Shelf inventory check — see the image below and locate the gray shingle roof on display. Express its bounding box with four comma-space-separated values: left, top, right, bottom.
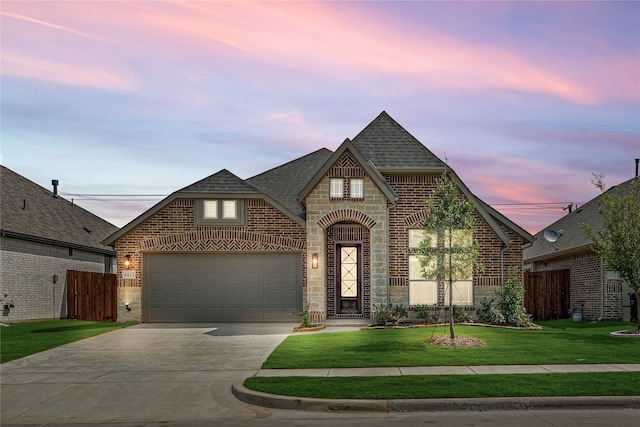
105, 111, 532, 246
179, 169, 259, 193
524, 178, 637, 262
351, 111, 446, 171
1, 165, 117, 254
247, 149, 333, 217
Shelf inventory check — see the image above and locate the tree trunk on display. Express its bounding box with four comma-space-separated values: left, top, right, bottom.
449, 276, 455, 339
448, 230, 455, 339
636, 288, 640, 331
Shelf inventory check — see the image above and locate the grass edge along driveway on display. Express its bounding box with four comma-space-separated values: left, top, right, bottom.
0, 320, 138, 363
246, 320, 640, 399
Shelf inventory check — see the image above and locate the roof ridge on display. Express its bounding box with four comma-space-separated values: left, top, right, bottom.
247, 148, 333, 181
178, 169, 258, 193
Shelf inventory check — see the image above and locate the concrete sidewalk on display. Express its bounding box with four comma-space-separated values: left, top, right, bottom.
255, 363, 640, 377
235, 363, 640, 412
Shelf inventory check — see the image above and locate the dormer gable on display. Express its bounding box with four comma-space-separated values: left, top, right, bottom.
297, 139, 398, 207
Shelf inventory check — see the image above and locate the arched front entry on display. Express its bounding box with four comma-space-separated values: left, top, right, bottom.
326, 222, 370, 318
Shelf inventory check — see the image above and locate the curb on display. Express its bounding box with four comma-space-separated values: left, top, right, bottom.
232, 381, 640, 412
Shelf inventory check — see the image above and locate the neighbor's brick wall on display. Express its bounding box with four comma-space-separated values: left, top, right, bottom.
532, 251, 626, 320
0, 236, 108, 322
386, 174, 526, 314
113, 198, 307, 321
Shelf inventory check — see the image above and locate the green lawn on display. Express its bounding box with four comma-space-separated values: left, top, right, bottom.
248, 320, 640, 399
245, 372, 640, 399
0, 320, 137, 363
262, 319, 639, 369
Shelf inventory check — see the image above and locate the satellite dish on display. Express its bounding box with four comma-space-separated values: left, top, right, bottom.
544, 229, 563, 250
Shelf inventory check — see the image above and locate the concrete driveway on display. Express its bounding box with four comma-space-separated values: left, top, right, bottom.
3, 322, 639, 427
1, 322, 305, 425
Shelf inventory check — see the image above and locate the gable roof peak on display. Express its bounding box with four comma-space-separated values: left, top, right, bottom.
351, 111, 446, 171
178, 169, 258, 193
297, 136, 398, 205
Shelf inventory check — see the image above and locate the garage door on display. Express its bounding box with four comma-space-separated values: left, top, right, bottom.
144, 253, 302, 322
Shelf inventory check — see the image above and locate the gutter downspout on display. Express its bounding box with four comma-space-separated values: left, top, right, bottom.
601, 256, 605, 321
500, 240, 512, 291
387, 203, 391, 306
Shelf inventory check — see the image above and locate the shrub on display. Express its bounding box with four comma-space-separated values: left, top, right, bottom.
373, 304, 408, 326
476, 269, 532, 327
453, 305, 471, 323
477, 297, 505, 325
415, 304, 439, 324
499, 271, 532, 327
291, 303, 312, 328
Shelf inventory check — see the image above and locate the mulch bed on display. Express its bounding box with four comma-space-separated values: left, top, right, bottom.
426, 335, 486, 348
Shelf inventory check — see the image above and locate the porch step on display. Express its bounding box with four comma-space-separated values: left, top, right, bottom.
324, 318, 371, 327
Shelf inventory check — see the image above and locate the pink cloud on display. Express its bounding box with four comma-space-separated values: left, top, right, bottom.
2, 51, 138, 91
3, 2, 635, 104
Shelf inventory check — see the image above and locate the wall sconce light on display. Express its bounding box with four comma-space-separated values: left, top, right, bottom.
126, 303, 131, 312
124, 255, 131, 269
311, 253, 319, 269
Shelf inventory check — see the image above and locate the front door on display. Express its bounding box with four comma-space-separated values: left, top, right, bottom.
336, 244, 361, 314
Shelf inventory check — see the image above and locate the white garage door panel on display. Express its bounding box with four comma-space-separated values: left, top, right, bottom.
144, 253, 301, 322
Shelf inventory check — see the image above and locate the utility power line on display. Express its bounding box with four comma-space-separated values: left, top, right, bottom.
61, 193, 582, 211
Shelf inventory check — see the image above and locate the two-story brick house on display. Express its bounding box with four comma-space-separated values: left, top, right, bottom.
104, 112, 532, 323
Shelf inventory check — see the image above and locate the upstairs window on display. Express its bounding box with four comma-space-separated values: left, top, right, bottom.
330, 178, 344, 198
197, 199, 245, 225
203, 200, 219, 219
222, 200, 237, 219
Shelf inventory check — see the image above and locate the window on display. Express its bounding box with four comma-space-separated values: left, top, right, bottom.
350, 178, 364, 198
408, 228, 474, 305
203, 200, 218, 219
197, 199, 245, 225
330, 178, 344, 198
222, 200, 237, 219
409, 255, 437, 305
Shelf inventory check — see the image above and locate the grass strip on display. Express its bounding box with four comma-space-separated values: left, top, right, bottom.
263, 320, 639, 368
245, 371, 640, 400
0, 320, 137, 363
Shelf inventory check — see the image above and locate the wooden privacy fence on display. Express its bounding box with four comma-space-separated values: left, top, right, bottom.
66, 270, 117, 322
524, 269, 571, 321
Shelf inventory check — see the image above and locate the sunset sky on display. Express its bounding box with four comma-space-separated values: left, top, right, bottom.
2, 1, 638, 233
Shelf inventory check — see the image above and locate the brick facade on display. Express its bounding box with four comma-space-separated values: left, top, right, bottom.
0, 236, 109, 322
113, 198, 306, 321
386, 174, 526, 317
113, 168, 527, 323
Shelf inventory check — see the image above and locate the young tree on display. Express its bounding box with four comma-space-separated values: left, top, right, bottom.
418, 171, 482, 339
581, 175, 640, 331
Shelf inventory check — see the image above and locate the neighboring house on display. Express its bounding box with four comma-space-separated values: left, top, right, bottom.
0, 166, 118, 322
523, 178, 637, 322
104, 112, 533, 323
